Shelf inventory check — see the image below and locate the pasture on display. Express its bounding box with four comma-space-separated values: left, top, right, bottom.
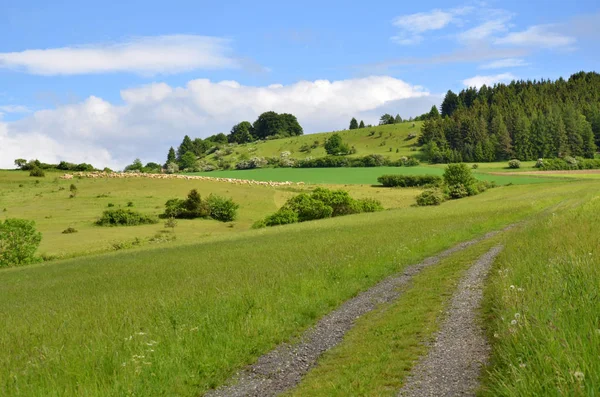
1, 166, 599, 396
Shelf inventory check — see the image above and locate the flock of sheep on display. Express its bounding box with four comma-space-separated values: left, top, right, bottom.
60, 171, 304, 187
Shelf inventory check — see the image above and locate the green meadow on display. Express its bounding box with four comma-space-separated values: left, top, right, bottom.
1, 165, 599, 396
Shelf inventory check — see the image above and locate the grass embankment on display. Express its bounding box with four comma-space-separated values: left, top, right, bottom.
192, 166, 560, 186
0, 171, 415, 259
287, 235, 504, 396
0, 181, 580, 396
482, 190, 600, 395
215, 122, 423, 163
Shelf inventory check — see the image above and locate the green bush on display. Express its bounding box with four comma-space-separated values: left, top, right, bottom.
29, 167, 45, 177
356, 198, 384, 212
163, 190, 238, 222
264, 208, 299, 226
283, 194, 333, 222
310, 188, 359, 216
377, 174, 442, 187
443, 163, 476, 186
508, 159, 521, 169
62, 227, 78, 234
416, 190, 445, 206
95, 209, 158, 226
0, 219, 42, 267
449, 183, 469, 199
206, 194, 239, 222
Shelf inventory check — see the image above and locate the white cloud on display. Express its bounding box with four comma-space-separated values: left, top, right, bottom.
496, 25, 575, 48
0, 76, 436, 169
479, 58, 529, 69
391, 7, 473, 45
0, 105, 31, 113
0, 35, 238, 76
462, 73, 517, 88
393, 9, 455, 33
458, 14, 512, 43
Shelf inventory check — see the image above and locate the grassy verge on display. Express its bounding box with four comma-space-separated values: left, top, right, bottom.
0, 182, 576, 396
482, 192, 600, 396
286, 235, 503, 396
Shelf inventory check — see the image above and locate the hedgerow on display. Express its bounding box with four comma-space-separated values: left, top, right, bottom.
377, 174, 442, 187
95, 209, 159, 227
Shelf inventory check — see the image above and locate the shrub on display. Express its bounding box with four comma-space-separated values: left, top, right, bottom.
356, 198, 384, 212
166, 162, 179, 174
235, 156, 267, 170
535, 158, 544, 168
377, 174, 442, 187
283, 194, 333, 222
443, 163, 476, 187
310, 188, 359, 216
95, 209, 158, 226
205, 194, 239, 222
324, 133, 350, 155
29, 167, 45, 177
107, 203, 114, 207
163, 190, 238, 222
472, 164, 479, 169
448, 183, 469, 199
264, 208, 299, 226
508, 159, 521, 169
62, 227, 78, 234
416, 190, 445, 206
403, 157, 420, 167
0, 219, 42, 267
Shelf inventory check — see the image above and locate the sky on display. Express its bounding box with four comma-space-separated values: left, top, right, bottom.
0, 0, 598, 169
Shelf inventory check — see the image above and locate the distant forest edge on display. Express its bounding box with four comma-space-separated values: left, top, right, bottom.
420, 71, 600, 163
9, 72, 600, 173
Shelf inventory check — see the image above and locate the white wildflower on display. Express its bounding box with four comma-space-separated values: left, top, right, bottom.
511, 320, 517, 325
514, 313, 521, 319
509, 285, 515, 290
573, 371, 585, 381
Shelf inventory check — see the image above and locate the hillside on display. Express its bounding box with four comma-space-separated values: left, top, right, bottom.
206, 122, 424, 167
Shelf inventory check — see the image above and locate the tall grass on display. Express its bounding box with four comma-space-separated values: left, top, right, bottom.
0, 183, 575, 396
482, 193, 600, 395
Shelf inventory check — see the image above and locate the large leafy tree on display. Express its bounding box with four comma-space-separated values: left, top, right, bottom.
229, 121, 254, 144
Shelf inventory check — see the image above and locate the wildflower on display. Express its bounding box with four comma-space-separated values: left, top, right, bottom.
493, 333, 500, 338
573, 371, 585, 382
517, 287, 524, 292
121, 362, 127, 367
511, 320, 517, 325
136, 332, 146, 336
510, 285, 515, 290
519, 363, 526, 368
514, 313, 521, 319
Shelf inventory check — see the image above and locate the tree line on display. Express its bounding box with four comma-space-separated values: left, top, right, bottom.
418, 71, 600, 163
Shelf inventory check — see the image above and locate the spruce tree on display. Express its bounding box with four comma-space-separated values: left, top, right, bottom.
177, 135, 195, 160
359, 120, 365, 129
349, 118, 359, 130
166, 147, 176, 167
395, 114, 403, 123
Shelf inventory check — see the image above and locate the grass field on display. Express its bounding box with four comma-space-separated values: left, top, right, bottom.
482, 191, 600, 395
193, 166, 563, 185
2, 178, 592, 396
0, 171, 417, 259
214, 122, 425, 163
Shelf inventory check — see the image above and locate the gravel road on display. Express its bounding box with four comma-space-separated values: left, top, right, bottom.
398, 245, 504, 397
205, 230, 509, 397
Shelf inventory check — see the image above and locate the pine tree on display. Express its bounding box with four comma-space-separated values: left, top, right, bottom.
441, 90, 460, 117
512, 112, 532, 160
359, 120, 365, 129
394, 114, 403, 123
166, 147, 176, 167
490, 114, 512, 160
349, 118, 359, 130
177, 135, 195, 160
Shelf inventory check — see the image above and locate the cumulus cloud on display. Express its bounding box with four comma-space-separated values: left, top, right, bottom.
0, 35, 238, 76
462, 73, 517, 88
495, 25, 575, 48
479, 58, 529, 69
0, 76, 437, 169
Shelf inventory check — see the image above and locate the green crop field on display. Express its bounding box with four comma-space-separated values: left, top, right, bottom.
192, 165, 564, 185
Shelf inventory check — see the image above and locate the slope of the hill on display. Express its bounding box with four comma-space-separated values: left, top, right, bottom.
217, 122, 424, 163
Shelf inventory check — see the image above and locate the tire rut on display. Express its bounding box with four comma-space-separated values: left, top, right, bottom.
398, 245, 503, 397
205, 227, 512, 397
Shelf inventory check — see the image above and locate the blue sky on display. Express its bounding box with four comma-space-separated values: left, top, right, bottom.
0, 0, 599, 167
